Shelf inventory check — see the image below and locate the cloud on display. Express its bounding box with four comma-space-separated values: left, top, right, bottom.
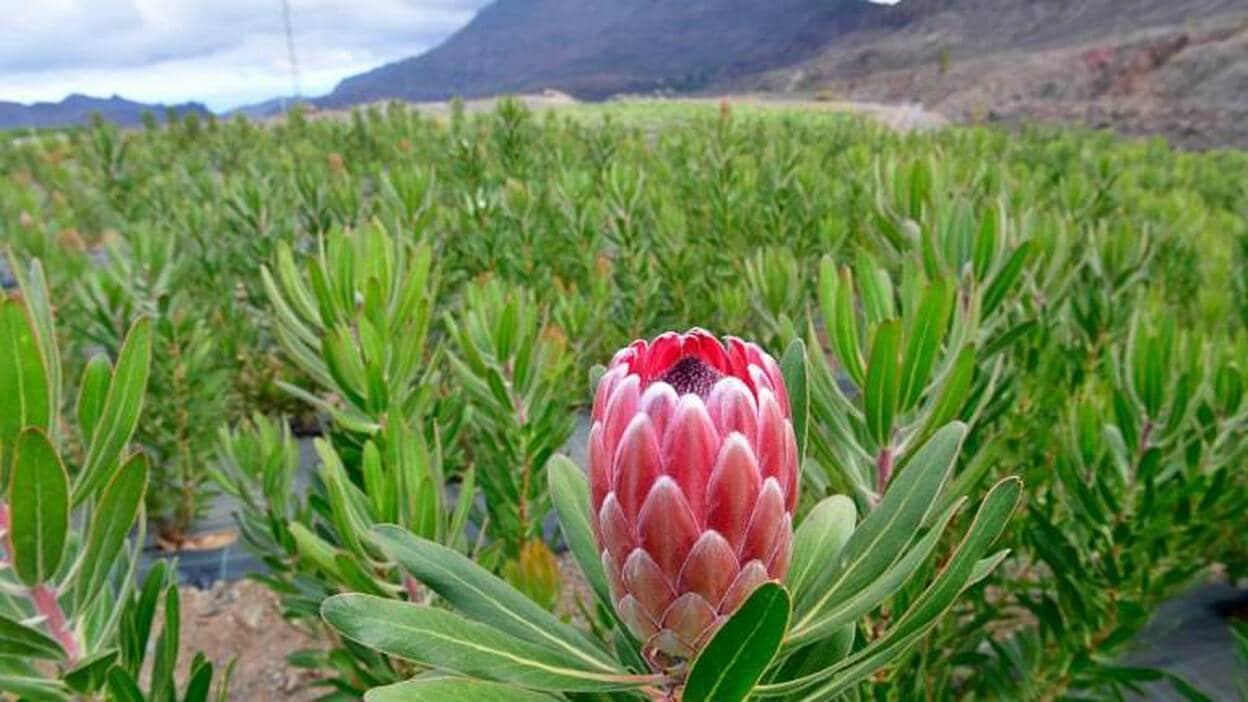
0, 0, 490, 110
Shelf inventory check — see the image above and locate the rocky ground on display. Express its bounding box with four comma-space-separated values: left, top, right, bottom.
175, 581, 325, 701
176, 556, 595, 700
733, 3, 1248, 149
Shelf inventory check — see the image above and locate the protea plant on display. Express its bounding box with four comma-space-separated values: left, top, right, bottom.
590, 329, 798, 664
320, 330, 1019, 702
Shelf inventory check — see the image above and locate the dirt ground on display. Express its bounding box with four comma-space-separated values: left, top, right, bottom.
178, 556, 595, 700
176, 580, 326, 701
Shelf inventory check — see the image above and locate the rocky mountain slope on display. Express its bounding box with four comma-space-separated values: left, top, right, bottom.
322, 0, 1248, 148
320, 0, 881, 106
734, 0, 1248, 148
0, 94, 211, 131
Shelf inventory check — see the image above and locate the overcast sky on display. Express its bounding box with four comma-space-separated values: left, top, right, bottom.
0, 0, 491, 111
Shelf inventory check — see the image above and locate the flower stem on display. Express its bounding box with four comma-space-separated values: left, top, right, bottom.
1, 501, 80, 665
30, 584, 79, 665
876, 446, 894, 497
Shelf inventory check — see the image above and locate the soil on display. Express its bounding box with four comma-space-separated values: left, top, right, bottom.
177, 556, 596, 700
175, 580, 325, 701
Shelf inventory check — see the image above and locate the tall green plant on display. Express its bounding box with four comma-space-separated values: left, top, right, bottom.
0, 255, 227, 700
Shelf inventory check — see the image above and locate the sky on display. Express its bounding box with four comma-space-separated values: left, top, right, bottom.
0, 0, 491, 112
1, 0, 902, 113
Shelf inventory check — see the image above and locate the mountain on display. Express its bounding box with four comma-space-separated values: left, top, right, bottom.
320, 0, 1248, 148
732, 0, 1248, 148
0, 94, 211, 131
320, 0, 883, 106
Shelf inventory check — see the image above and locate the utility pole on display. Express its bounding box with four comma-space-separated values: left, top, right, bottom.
280, 0, 302, 112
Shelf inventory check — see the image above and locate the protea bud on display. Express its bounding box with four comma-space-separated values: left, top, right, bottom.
589, 329, 798, 664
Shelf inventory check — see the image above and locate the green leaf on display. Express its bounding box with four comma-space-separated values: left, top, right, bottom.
0, 299, 51, 483
918, 345, 975, 441
856, 253, 895, 327
184, 655, 214, 702
75, 355, 112, 451
0, 675, 71, 702
287, 521, 345, 581
819, 260, 865, 387
0, 612, 66, 660
864, 320, 901, 447
149, 585, 180, 702
106, 668, 145, 702
371, 525, 616, 671
787, 497, 966, 647
548, 456, 612, 611
792, 423, 966, 633
74, 454, 148, 613
780, 338, 810, 462
761, 477, 1021, 700
898, 277, 953, 411
8, 428, 69, 586
322, 595, 653, 692
787, 495, 856, 605
366, 676, 559, 702
981, 242, 1030, 317
63, 649, 118, 695
74, 318, 152, 506
684, 583, 791, 702
9, 258, 60, 439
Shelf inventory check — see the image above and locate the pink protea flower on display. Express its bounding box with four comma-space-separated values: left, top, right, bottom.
589, 329, 798, 663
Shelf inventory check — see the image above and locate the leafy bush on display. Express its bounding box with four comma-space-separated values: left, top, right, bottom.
0, 256, 226, 700
2, 101, 1246, 699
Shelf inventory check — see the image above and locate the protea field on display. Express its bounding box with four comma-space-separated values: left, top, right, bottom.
1, 100, 1246, 701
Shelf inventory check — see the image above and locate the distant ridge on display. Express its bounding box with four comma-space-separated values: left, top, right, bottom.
318, 0, 882, 107
0, 94, 211, 130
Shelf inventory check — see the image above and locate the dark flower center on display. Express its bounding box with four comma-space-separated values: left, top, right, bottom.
660, 356, 723, 398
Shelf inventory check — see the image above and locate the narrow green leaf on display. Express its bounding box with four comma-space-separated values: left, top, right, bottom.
74, 318, 152, 506
856, 253, 895, 327
548, 456, 612, 611
76, 355, 111, 448
918, 345, 975, 441
981, 242, 1030, 317
287, 521, 345, 581
825, 263, 866, 387
780, 338, 810, 461
898, 277, 953, 411
366, 676, 558, 702
9, 428, 69, 586
106, 668, 145, 702
787, 498, 966, 647
0, 675, 71, 702
0, 612, 66, 660
0, 299, 51, 482
150, 585, 180, 702
184, 656, 214, 702
74, 454, 148, 613
864, 321, 901, 446
63, 649, 118, 695
372, 525, 616, 671
787, 495, 856, 606
684, 583, 791, 702
793, 423, 966, 633
761, 476, 1021, 699
322, 595, 652, 692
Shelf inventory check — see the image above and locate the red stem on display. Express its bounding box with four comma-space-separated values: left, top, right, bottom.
876, 446, 894, 497
31, 585, 79, 665
1, 502, 80, 665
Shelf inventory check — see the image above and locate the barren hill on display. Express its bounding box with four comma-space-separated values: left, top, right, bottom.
321, 0, 1248, 148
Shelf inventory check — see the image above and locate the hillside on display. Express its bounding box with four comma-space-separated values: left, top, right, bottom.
733, 0, 1248, 148
320, 0, 880, 106
0, 94, 211, 131
322, 0, 1248, 148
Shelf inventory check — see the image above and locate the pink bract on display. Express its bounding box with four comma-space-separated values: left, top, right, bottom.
589, 329, 798, 662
